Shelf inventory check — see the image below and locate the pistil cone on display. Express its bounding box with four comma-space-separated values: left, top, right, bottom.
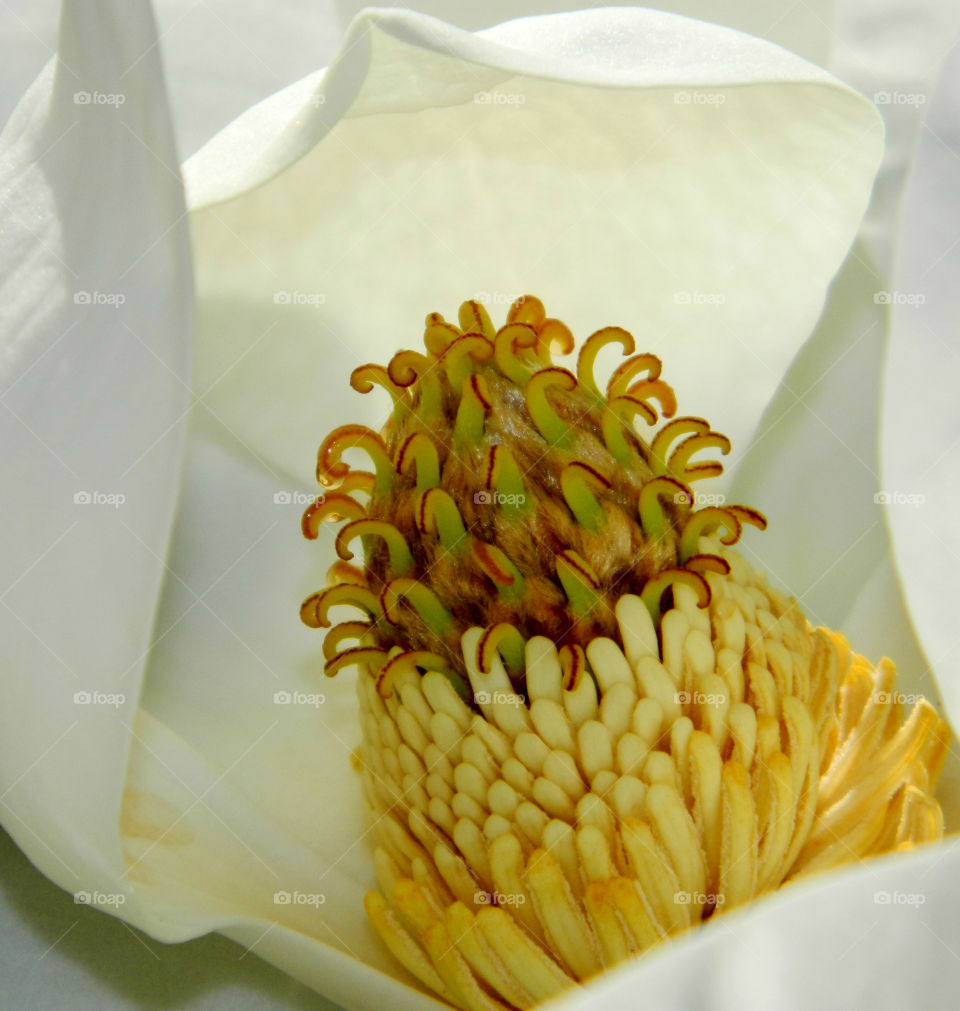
300, 297, 949, 1010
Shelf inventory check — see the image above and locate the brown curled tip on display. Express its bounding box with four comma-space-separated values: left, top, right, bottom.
473, 541, 517, 588
557, 548, 600, 589
301, 492, 366, 539
729, 504, 768, 531
684, 553, 731, 576
468, 372, 493, 410
325, 646, 387, 678
506, 294, 546, 328
565, 460, 612, 491
325, 560, 368, 587
607, 352, 663, 397
316, 424, 390, 487
322, 620, 373, 661
558, 643, 587, 691
386, 350, 431, 388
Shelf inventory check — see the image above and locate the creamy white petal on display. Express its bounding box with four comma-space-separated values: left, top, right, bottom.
729, 246, 891, 631
0, 0, 190, 899
332, 1, 834, 65
182, 7, 882, 484
0, 0, 59, 127
550, 839, 960, 1009
151, 0, 343, 159
880, 29, 960, 735
830, 0, 960, 273
125, 414, 444, 1007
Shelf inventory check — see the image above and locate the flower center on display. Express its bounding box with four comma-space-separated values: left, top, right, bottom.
300, 295, 766, 697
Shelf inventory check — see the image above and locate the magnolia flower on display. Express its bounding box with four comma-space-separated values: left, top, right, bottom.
1, 3, 958, 1010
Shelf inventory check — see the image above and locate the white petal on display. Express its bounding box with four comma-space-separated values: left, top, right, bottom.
552, 839, 960, 1009
0, 0, 190, 899
880, 28, 960, 734
0, 0, 59, 127
729, 246, 891, 631
151, 0, 344, 158
829, 0, 960, 272
182, 7, 882, 483
125, 416, 443, 1007
331, 1, 834, 65
843, 543, 960, 830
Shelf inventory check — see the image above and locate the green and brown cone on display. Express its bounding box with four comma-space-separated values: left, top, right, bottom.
300, 296, 948, 1010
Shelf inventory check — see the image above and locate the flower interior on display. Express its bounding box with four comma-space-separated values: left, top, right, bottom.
300, 296, 948, 1011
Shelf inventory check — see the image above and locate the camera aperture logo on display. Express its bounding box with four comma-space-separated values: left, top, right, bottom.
74, 690, 125, 708
274, 690, 326, 708
274, 890, 325, 906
